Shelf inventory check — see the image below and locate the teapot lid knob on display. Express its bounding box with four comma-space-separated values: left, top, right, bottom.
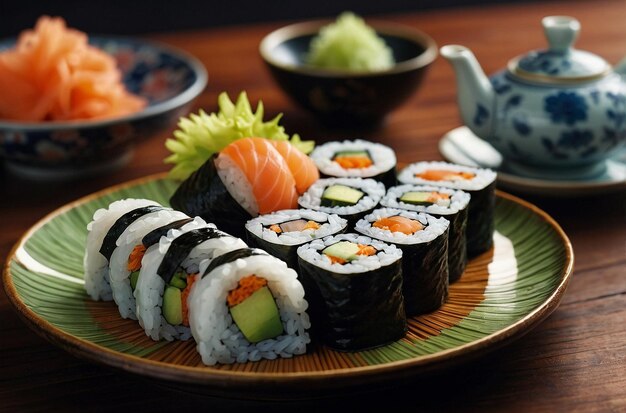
543, 16, 580, 53
509, 15, 609, 83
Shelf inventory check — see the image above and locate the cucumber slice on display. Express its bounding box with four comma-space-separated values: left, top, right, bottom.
163, 286, 183, 325
169, 272, 187, 289
321, 184, 364, 207
129, 271, 140, 291
229, 286, 283, 343
322, 241, 360, 262
399, 191, 432, 205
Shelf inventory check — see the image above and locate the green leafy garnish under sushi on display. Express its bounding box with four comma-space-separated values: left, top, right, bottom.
306, 12, 395, 71
165, 91, 314, 180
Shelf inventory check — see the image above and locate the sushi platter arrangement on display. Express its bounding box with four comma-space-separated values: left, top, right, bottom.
82, 123, 503, 362
1, 13, 575, 397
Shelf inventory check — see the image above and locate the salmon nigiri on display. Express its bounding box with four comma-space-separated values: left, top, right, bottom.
218, 137, 299, 214
269, 140, 319, 194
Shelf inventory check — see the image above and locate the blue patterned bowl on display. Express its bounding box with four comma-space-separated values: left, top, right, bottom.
0, 36, 207, 178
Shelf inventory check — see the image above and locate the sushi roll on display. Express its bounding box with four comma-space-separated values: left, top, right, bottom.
297, 177, 386, 227
355, 208, 449, 316
109, 210, 191, 319
381, 184, 470, 282
134, 219, 247, 341
245, 209, 348, 270
297, 233, 406, 351
189, 248, 311, 365
170, 137, 318, 238
397, 161, 496, 257
310, 139, 397, 187
84, 198, 164, 301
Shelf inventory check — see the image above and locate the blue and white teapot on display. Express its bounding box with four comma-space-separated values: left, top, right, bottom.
441, 16, 626, 178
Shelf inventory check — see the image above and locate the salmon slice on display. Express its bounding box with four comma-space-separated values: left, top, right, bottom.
373, 216, 424, 235
219, 137, 298, 214
269, 140, 319, 194
416, 169, 475, 181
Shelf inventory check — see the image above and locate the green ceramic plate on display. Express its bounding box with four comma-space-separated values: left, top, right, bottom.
3, 174, 573, 399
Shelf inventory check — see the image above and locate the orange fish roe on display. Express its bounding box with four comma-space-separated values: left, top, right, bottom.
127, 244, 146, 271
269, 224, 282, 233
356, 244, 377, 256
181, 273, 198, 327
334, 155, 373, 169
373, 216, 424, 235
327, 255, 347, 265
417, 169, 475, 181
227, 275, 268, 308
303, 221, 321, 230
427, 192, 451, 203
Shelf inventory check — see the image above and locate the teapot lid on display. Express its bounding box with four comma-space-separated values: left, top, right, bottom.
508, 16, 610, 84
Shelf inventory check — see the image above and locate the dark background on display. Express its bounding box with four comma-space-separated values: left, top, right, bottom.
1, 0, 531, 36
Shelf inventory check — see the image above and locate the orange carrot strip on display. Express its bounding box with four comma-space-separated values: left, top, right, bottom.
181, 274, 198, 327
127, 244, 146, 271
227, 275, 268, 307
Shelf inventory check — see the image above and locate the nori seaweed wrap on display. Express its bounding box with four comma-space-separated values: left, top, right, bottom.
170, 156, 252, 238
397, 161, 496, 257
355, 208, 450, 316
297, 233, 406, 351
381, 184, 470, 283
245, 209, 348, 269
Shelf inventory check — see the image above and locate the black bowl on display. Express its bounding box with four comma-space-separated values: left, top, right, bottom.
260, 20, 437, 127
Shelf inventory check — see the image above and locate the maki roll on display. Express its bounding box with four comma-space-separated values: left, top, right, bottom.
170, 137, 318, 238
245, 209, 348, 269
298, 177, 386, 227
189, 248, 311, 365
134, 219, 247, 341
397, 161, 496, 257
109, 209, 191, 319
297, 233, 406, 351
84, 198, 163, 301
310, 139, 397, 187
381, 184, 470, 282
355, 208, 449, 315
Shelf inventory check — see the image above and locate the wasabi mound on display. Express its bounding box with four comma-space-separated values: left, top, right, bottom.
306, 12, 395, 71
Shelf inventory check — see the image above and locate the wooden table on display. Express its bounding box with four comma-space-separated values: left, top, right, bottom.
1, 1, 625, 411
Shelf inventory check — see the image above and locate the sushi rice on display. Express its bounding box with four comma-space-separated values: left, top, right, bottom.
108, 209, 189, 320
84, 198, 160, 301
189, 249, 311, 365
134, 217, 247, 341
310, 139, 396, 179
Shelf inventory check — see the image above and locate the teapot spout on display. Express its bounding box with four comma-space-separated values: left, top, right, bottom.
615, 56, 626, 76
440, 45, 495, 140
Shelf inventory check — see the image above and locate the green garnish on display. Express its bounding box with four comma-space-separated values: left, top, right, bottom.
306, 12, 395, 71
165, 91, 314, 180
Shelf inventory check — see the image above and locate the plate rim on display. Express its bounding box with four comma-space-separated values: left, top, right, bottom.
2, 173, 574, 391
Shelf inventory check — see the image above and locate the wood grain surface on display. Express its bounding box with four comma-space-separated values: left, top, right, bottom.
1, 0, 625, 411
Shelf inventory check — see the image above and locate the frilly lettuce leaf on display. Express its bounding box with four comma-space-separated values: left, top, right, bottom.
165, 91, 314, 180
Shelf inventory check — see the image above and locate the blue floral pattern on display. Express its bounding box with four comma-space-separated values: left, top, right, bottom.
557, 130, 594, 150
473, 103, 489, 127
544, 92, 588, 125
